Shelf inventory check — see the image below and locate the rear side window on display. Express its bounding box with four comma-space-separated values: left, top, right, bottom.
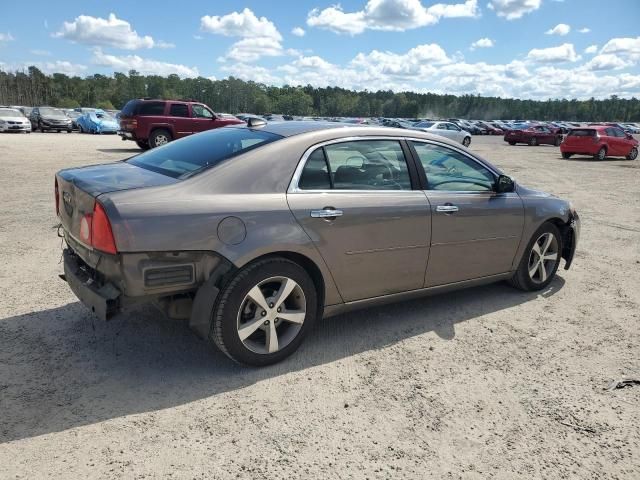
138, 102, 165, 116
568, 129, 596, 137
128, 128, 282, 178
169, 103, 189, 117
299, 149, 331, 190
298, 141, 412, 191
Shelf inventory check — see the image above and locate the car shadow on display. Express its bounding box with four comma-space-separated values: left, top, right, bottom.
96, 148, 142, 154
560, 155, 624, 162
0, 277, 564, 443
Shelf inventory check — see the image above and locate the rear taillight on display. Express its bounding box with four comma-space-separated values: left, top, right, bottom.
79, 202, 118, 254
92, 202, 117, 254
54, 178, 60, 216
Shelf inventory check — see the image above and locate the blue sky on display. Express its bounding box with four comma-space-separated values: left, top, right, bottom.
1, 0, 639, 99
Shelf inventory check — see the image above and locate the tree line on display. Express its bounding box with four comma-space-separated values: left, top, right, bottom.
1, 66, 639, 121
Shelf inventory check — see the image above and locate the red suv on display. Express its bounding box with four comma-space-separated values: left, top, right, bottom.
119, 99, 244, 149
561, 126, 638, 160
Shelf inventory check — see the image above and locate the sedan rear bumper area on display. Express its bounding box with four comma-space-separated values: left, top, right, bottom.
63, 248, 121, 321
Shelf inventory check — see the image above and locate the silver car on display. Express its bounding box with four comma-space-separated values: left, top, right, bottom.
56, 122, 579, 366
0, 108, 32, 133
413, 121, 471, 147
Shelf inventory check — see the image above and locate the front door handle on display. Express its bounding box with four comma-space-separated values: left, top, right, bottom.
436, 205, 459, 213
310, 208, 343, 218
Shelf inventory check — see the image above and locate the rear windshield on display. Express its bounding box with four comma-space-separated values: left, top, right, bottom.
415, 121, 435, 128
568, 129, 596, 137
128, 127, 283, 179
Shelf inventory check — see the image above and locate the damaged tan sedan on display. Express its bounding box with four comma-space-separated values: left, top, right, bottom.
56, 121, 580, 366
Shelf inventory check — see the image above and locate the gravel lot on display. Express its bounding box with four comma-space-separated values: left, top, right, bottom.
0, 131, 639, 479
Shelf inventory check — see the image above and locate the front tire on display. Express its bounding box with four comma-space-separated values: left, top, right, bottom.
149, 129, 172, 148
627, 147, 638, 160
554, 136, 562, 147
562, 152, 572, 159
508, 141, 516, 146
462, 137, 471, 147
211, 258, 318, 366
509, 222, 562, 292
529, 137, 538, 146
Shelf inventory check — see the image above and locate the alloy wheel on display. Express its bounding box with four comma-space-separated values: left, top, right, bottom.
597, 148, 606, 160
154, 134, 169, 146
628, 148, 638, 160
236, 276, 306, 354
527, 232, 559, 284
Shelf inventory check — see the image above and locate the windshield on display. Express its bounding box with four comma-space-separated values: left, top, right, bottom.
128, 127, 283, 179
415, 121, 435, 128
0, 109, 23, 117
39, 107, 65, 117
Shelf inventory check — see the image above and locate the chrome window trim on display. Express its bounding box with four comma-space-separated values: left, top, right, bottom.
287, 135, 504, 194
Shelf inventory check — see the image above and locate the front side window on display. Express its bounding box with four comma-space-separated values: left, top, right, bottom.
298, 140, 412, 191
192, 105, 214, 119
411, 141, 495, 192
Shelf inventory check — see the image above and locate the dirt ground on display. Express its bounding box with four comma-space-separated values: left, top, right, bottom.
0, 131, 638, 479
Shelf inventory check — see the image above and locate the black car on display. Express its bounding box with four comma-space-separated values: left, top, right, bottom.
30, 107, 73, 133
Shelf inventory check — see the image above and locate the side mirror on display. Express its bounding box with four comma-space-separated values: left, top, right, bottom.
495, 175, 515, 193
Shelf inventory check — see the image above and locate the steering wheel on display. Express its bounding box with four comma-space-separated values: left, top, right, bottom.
429, 179, 492, 190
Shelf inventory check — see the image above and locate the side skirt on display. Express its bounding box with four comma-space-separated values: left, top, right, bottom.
323, 272, 513, 318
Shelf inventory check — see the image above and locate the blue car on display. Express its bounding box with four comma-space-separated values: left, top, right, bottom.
77, 109, 119, 134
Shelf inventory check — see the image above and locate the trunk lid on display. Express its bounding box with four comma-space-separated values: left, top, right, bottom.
56, 161, 178, 241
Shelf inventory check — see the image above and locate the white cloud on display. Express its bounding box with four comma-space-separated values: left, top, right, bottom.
584, 54, 630, 71
0, 32, 15, 44
1, 60, 87, 76
307, 0, 479, 35
201, 8, 281, 40
487, 0, 541, 20
201, 9, 289, 62
91, 48, 198, 77
53, 14, 172, 50
584, 45, 598, 55
545, 23, 570, 36
470, 37, 494, 50
292, 27, 306, 37
578, 27, 590, 33
600, 36, 640, 58
526, 43, 580, 63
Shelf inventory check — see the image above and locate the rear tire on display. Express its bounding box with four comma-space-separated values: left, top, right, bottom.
509, 222, 562, 292
149, 129, 172, 148
136, 140, 150, 150
627, 147, 638, 160
508, 141, 516, 146
595, 147, 606, 160
562, 152, 572, 159
529, 137, 538, 146
554, 136, 562, 147
462, 137, 471, 147
210, 258, 318, 366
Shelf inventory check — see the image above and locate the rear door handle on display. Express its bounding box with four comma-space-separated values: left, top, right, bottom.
310, 208, 343, 218
436, 205, 459, 213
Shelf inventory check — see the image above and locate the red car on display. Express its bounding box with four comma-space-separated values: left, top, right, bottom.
504, 124, 563, 146
561, 126, 638, 160
119, 99, 244, 149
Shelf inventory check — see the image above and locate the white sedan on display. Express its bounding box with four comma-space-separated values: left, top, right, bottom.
0, 108, 32, 133
413, 121, 471, 147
